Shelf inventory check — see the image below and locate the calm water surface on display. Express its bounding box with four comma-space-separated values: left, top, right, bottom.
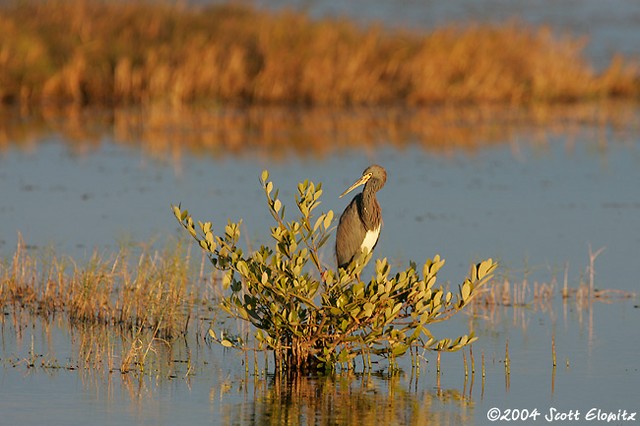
2, 122, 639, 292
1, 109, 639, 425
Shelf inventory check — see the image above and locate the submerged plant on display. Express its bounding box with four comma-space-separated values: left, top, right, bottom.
173, 170, 496, 372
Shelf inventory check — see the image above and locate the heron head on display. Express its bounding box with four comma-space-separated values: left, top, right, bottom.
339, 164, 386, 198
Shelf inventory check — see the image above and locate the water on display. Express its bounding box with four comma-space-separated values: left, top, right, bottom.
1, 287, 638, 424
3, 117, 639, 292
2, 0, 640, 424
2, 106, 639, 425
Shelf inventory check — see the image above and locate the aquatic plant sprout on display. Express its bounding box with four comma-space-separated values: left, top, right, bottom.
173, 170, 496, 372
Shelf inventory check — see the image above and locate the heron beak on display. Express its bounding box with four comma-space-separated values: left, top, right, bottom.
339, 173, 371, 198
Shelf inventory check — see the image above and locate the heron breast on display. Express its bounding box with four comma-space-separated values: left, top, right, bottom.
360, 225, 381, 254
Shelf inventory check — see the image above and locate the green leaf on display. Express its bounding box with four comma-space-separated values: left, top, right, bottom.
337, 348, 349, 363
391, 344, 409, 356
392, 302, 402, 317
172, 205, 181, 220
222, 272, 232, 289
350, 306, 361, 318
363, 302, 375, 317
202, 221, 212, 234
237, 260, 249, 276
425, 275, 436, 289
261, 170, 269, 182
313, 215, 324, 232
478, 258, 494, 279
205, 231, 215, 246
324, 210, 334, 229
274, 199, 282, 213
461, 281, 471, 301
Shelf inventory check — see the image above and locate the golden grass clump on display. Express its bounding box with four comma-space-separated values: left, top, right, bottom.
0, 235, 202, 338
0, 0, 638, 107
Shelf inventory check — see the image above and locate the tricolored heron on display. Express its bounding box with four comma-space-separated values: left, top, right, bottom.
336, 164, 387, 270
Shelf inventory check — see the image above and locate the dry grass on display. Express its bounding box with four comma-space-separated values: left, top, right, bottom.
471, 252, 635, 318
0, 0, 638, 107
0, 235, 206, 339
474, 277, 557, 309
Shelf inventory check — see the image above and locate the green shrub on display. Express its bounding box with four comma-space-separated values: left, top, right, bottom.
173, 170, 496, 372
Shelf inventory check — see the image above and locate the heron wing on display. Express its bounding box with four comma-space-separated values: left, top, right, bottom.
336, 194, 367, 268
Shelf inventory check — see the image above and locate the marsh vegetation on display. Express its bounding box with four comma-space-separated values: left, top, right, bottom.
1, 232, 631, 377
1, 0, 638, 108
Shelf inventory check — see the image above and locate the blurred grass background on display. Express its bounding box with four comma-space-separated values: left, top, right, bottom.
1, 0, 638, 107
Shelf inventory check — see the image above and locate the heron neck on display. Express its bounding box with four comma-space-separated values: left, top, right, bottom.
363, 180, 383, 200
360, 186, 381, 229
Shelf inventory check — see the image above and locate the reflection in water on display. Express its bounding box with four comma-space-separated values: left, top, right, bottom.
1, 309, 475, 424
220, 372, 473, 425
1, 103, 638, 167
1, 283, 637, 424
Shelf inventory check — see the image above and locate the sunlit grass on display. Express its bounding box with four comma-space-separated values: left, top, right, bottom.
0, 235, 206, 339
468, 247, 636, 332
0, 0, 638, 107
